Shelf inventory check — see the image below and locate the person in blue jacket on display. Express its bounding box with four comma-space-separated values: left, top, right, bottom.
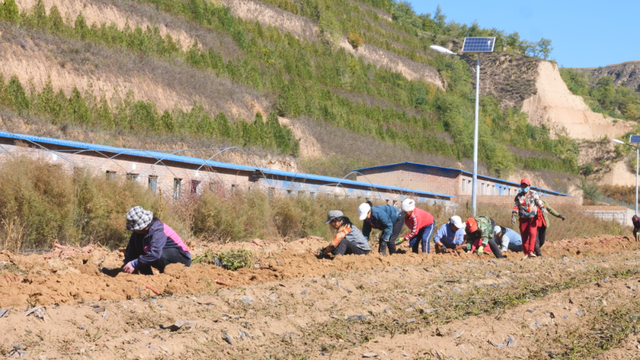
493, 225, 523, 253
358, 201, 405, 256
122, 206, 192, 275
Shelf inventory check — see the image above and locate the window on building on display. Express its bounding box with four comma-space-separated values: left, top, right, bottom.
126, 173, 139, 181
480, 183, 484, 195
173, 178, 182, 199
191, 180, 201, 195
310, 192, 316, 198
462, 179, 466, 192
231, 184, 237, 193
287, 190, 293, 197
492, 185, 496, 195
148, 176, 158, 191
106, 170, 117, 180
298, 190, 305, 197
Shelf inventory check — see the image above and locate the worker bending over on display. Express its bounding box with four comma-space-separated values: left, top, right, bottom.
123, 206, 191, 275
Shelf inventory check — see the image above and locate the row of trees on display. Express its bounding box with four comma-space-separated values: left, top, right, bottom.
0, 74, 299, 155
560, 68, 640, 121
391, 2, 554, 59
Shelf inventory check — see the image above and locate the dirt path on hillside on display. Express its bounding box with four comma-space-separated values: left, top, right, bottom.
1, 235, 640, 358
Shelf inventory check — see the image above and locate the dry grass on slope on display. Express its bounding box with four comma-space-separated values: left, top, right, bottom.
0, 22, 271, 120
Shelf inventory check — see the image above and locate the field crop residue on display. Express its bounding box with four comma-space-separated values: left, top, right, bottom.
1, 235, 640, 358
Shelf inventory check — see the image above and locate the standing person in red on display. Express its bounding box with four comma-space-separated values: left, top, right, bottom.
396, 199, 436, 254
512, 178, 546, 260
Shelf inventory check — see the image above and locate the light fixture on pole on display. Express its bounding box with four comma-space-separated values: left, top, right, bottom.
430, 37, 495, 217
612, 137, 639, 215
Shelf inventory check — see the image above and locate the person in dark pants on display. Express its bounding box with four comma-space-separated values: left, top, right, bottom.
534, 198, 565, 256
632, 215, 640, 242
319, 210, 370, 257
396, 199, 436, 254
358, 201, 405, 256
122, 206, 191, 275
494, 225, 523, 253
464, 216, 505, 259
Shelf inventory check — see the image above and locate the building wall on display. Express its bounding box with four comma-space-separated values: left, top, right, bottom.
0, 142, 450, 207
459, 175, 519, 197
358, 168, 564, 204
455, 194, 582, 209
581, 206, 635, 227
357, 167, 460, 196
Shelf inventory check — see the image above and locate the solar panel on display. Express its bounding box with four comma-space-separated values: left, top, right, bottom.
630, 135, 640, 144
461, 37, 496, 53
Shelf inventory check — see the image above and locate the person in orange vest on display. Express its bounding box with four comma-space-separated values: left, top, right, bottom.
512, 178, 546, 260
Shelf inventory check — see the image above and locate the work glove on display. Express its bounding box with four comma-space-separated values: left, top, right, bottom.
511, 213, 517, 225
395, 238, 405, 246
465, 243, 471, 252
477, 247, 484, 255
559, 215, 566, 221
314, 247, 327, 258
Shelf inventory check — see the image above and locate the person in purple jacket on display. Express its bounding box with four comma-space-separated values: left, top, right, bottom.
122, 206, 191, 275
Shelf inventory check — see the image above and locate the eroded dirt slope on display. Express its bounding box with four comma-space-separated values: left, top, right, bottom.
522, 61, 634, 140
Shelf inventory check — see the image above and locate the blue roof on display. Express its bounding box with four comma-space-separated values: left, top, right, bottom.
354, 162, 570, 197
0, 132, 453, 199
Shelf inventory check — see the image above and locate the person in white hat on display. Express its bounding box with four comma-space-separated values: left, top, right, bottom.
396, 199, 435, 254
122, 206, 191, 275
493, 225, 523, 253
358, 201, 405, 256
433, 215, 466, 254
316, 210, 370, 257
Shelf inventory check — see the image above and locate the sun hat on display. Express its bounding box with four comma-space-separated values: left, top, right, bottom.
520, 178, 531, 186
465, 218, 478, 233
325, 210, 344, 224
126, 206, 154, 231
358, 203, 371, 221
493, 225, 502, 235
449, 216, 464, 229
401, 198, 416, 212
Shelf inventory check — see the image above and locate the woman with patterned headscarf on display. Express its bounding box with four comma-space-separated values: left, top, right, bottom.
122, 206, 191, 275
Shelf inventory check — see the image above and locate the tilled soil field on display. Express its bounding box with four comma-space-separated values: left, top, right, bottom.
1, 235, 640, 359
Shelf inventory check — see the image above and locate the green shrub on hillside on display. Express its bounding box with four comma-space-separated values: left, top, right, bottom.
560, 68, 640, 121
0, 74, 299, 156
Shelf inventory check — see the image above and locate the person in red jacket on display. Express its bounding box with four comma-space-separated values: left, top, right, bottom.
396, 199, 436, 254
512, 178, 545, 260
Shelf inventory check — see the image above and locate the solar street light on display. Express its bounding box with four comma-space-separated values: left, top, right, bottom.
430, 38, 495, 217
612, 137, 639, 214
429, 45, 456, 55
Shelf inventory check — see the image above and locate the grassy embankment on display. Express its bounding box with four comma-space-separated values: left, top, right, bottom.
0, 157, 626, 251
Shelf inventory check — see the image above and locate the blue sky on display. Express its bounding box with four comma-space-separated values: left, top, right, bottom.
406, 1, 639, 68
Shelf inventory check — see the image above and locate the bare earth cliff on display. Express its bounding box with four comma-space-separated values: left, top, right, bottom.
522, 61, 634, 140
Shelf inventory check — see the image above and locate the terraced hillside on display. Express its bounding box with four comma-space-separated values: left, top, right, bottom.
0, 0, 581, 183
